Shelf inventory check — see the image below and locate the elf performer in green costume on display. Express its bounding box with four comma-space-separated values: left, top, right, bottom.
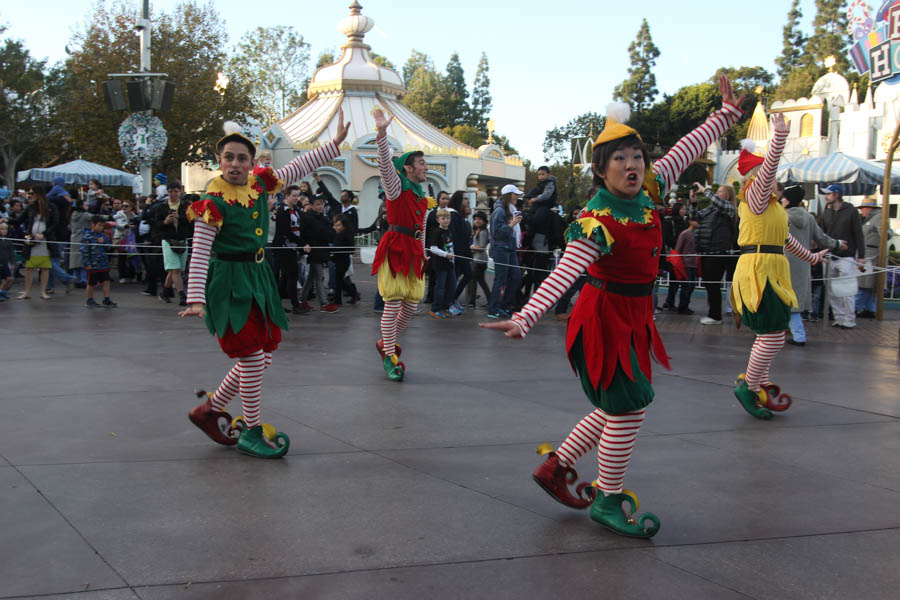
482, 77, 743, 537
370, 107, 436, 381
180, 115, 350, 458
729, 114, 828, 419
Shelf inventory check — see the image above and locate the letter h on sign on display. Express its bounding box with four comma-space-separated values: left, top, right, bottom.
871, 41, 893, 82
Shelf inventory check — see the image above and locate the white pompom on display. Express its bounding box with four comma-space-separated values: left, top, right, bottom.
740, 139, 756, 153
223, 120, 242, 135
606, 102, 632, 124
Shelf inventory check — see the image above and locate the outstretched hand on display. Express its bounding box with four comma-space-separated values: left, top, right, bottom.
179, 303, 205, 319
373, 107, 393, 137
333, 107, 351, 145
479, 319, 524, 339
771, 112, 789, 134
813, 249, 829, 265
718, 75, 745, 108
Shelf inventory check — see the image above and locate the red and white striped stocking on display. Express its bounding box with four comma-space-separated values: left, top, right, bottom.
744, 332, 785, 391
556, 409, 608, 467
239, 350, 266, 428
596, 410, 645, 495
396, 301, 417, 334
210, 364, 240, 411
380, 299, 402, 356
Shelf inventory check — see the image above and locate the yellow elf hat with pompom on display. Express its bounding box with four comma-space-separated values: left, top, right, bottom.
592, 102, 642, 149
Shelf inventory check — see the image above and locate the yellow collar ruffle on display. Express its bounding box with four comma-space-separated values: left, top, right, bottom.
206, 175, 261, 208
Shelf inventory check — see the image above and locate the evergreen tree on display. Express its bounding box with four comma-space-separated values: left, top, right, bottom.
402, 63, 453, 129
613, 19, 660, 113
370, 52, 396, 71
402, 50, 433, 87
776, 0, 807, 78
804, 0, 850, 73
443, 52, 470, 127
470, 52, 492, 136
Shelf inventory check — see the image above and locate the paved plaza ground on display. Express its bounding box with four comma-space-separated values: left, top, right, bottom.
2, 277, 899, 599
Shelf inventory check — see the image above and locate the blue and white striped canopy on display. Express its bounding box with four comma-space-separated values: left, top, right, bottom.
776, 153, 900, 195
17, 159, 138, 187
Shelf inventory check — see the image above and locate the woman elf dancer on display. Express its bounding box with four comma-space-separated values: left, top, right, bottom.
181, 114, 350, 457
370, 107, 435, 381
729, 113, 828, 419
482, 76, 744, 538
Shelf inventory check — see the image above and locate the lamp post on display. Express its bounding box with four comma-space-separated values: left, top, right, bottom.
877, 103, 900, 320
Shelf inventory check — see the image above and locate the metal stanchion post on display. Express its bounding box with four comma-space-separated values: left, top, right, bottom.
821, 259, 830, 333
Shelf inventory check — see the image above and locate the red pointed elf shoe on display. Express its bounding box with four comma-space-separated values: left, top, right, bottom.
188, 391, 239, 445
761, 382, 792, 412
375, 338, 402, 358
531, 443, 596, 509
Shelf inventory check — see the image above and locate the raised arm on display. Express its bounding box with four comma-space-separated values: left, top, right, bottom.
746, 112, 789, 215
274, 108, 350, 185
373, 107, 402, 200
654, 75, 744, 190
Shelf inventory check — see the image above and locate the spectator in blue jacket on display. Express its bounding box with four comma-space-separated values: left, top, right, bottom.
81, 215, 116, 307
488, 185, 524, 318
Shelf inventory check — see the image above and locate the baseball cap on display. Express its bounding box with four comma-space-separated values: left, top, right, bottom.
501, 184, 524, 196
822, 184, 842, 195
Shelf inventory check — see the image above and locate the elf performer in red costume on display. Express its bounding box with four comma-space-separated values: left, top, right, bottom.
729, 113, 828, 419
482, 77, 743, 538
370, 107, 435, 381
180, 113, 350, 458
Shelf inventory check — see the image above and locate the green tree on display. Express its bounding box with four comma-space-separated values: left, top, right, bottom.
55, 0, 251, 176
297, 49, 337, 105
442, 124, 484, 148
774, 65, 823, 101
443, 52, 469, 126
613, 19, 660, 113
402, 62, 453, 129
226, 25, 310, 123
542, 112, 605, 164
402, 50, 432, 87
0, 32, 54, 187
804, 0, 850, 73
470, 52, 492, 135
370, 52, 396, 71
776, 0, 807, 78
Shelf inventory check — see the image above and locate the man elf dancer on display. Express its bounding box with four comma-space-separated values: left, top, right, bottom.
370, 107, 435, 381
181, 113, 350, 457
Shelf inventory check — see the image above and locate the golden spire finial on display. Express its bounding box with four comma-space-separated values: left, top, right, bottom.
825, 55, 837, 71
486, 118, 495, 144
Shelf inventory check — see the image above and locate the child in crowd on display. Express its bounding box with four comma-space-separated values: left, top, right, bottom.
330, 213, 359, 312
671, 218, 699, 314
81, 215, 117, 307
465, 211, 492, 307
298, 196, 338, 313
0, 222, 13, 301
427, 208, 455, 318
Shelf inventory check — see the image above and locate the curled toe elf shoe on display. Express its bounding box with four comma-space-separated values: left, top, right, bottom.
188, 391, 238, 446
760, 383, 792, 412
232, 418, 290, 458
375, 338, 402, 359
589, 489, 661, 538
733, 375, 774, 420
532, 444, 596, 509
382, 354, 404, 382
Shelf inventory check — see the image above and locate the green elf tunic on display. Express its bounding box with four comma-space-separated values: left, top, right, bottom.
187, 167, 288, 356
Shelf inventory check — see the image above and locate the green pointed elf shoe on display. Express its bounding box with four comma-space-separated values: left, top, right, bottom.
382, 354, 404, 382
589, 488, 661, 538
232, 418, 290, 458
733, 374, 774, 420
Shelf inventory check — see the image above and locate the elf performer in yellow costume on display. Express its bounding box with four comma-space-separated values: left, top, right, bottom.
730, 113, 827, 419
370, 107, 435, 381
483, 77, 743, 538
180, 114, 350, 457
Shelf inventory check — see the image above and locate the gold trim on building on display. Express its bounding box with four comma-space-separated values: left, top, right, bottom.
769, 103, 824, 113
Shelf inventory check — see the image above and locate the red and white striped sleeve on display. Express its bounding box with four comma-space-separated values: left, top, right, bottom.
653, 101, 742, 190
746, 128, 788, 215
274, 141, 341, 186
785, 233, 821, 264
186, 220, 217, 305
511, 238, 601, 336
376, 135, 402, 200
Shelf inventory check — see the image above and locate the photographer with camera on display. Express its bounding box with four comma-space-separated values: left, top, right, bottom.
154, 180, 191, 306
692, 181, 739, 324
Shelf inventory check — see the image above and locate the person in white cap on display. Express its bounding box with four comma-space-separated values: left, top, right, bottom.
486, 184, 524, 317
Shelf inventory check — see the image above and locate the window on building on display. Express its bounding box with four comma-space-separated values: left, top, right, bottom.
800, 114, 814, 138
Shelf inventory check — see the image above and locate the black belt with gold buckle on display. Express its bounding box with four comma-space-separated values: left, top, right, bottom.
390, 224, 422, 240
586, 276, 654, 297
216, 248, 265, 264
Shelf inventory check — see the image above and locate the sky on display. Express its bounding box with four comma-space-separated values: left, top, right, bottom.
1, 0, 824, 164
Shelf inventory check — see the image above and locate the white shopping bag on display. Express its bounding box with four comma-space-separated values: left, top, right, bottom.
828, 257, 858, 298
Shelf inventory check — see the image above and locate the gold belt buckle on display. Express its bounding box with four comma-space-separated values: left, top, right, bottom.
255, 248, 265, 263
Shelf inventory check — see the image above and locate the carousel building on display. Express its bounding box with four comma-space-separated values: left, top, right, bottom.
257, 1, 525, 229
